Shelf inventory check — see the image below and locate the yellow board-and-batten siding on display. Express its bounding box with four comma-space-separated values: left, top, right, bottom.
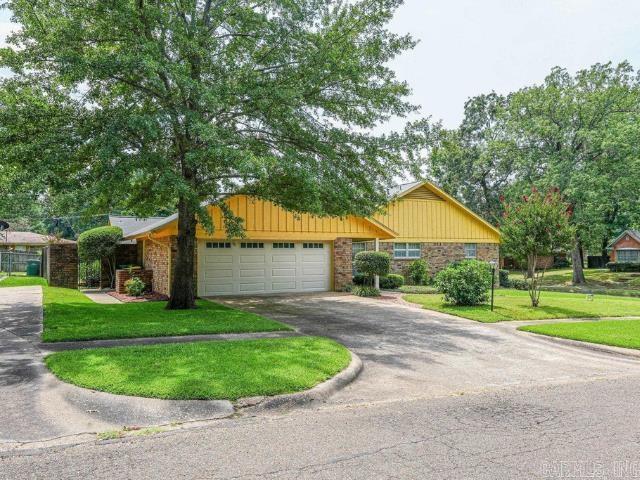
147, 195, 394, 241
374, 184, 500, 244
131, 183, 499, 244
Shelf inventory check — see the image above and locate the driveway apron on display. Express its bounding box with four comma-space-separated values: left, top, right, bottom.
217, 293, 640, 406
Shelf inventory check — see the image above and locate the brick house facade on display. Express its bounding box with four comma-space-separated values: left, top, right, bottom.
122, 182, 501, 296
354, 241, 500, 281
608, 230, 640, 263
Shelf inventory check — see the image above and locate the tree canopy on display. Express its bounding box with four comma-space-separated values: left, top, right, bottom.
423, 62, 640, 284
1, 0, 425, 307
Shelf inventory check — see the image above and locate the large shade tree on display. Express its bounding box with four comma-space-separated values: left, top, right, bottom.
0, 0, 425, 308
505, 62, 640, 284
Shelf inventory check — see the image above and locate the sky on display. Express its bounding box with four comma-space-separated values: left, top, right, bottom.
1, 1, 640, 128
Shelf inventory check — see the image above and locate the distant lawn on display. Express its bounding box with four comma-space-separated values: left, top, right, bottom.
398, 285, 438, 295
509, 268, 640, 297
404, 289, 640, 323
519, 320, 640, 350
0, 276, 47, 288
43, 287, 291, 342
45, 337, 350, 400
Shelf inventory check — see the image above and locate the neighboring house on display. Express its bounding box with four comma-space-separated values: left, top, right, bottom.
122, 181, 500, 296
607, 230, 640, 263
0, 231, 75, 254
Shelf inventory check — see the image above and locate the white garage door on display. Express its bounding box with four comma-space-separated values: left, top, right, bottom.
198, 241, 331, 296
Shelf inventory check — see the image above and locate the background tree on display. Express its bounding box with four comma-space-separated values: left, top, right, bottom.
426, 93, 514, 224
1, 0, 425, 308
500, 188, 575, 307
505, 62, 640, 284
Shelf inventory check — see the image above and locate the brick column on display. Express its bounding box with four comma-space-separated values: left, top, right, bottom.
46, 244, 78, 289
333, 238, 353, 291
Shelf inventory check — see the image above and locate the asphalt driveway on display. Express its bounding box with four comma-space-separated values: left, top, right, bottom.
218, 293, 640, 406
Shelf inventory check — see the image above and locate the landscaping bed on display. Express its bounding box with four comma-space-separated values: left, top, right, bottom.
404, 289, 640, 323
519, 320, 640, 350
107, 290, 169, 303
43, 287, 291, 342
45, 336, 351, 400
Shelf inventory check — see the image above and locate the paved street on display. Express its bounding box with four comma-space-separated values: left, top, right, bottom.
4, 376, 640, 479
2, 289, 640, 478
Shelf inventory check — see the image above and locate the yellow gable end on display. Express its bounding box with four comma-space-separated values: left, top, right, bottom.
374, 185, 500, 243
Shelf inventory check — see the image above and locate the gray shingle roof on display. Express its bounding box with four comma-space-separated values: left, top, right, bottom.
1, 231, 75, 245
109, 215, 168, 237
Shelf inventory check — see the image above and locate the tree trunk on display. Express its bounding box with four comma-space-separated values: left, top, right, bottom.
167, 197, 198, 310
571, 237, 586, 285
600, 236, 610, 265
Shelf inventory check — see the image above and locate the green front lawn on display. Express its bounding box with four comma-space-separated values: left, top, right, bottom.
0, 276, 47, 287
404, 289, 640, 323
45, 337, 350, 400
509, 268, 640, 297
519, 320, 640, 350
43, 287, 291, 342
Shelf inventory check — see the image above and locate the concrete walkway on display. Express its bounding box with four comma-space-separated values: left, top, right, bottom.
0, 287, 233, 447
80, 290, 121, 304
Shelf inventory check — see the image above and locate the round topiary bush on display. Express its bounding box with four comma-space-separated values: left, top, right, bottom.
77, 226, 123, 287
434, 260, 492, 306
354, 251, 391, 286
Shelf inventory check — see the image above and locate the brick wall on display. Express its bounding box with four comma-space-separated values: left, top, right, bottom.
115, 269, 153, 294
142, 237, 176, 296
142, 237, 200, 296
100, 243, 140, 288
46, 244, 78, 289
380, 241, 499, 281
333, 238, 353, 291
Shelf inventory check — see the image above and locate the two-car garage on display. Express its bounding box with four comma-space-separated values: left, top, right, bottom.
197, 240, 331, 296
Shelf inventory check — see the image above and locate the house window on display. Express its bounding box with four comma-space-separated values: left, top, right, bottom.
240, 242, 264, 249
273, 242, 295, 249
464, 243, 477, 259
394, 243, 421, 259
303, 243, 324, 249
206, 242, 231, 249
617, 249, 640, 263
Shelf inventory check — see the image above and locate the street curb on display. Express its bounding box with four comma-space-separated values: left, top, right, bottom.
235, 350, 363, 412
518, 329, 640, 360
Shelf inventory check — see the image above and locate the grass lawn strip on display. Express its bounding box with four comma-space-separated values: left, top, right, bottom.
45, 336, 351, 400
518, 320, 640, 350
43, 287, 291, 342
509, 268, 640, 297
404, 289, 640, 323
0, 276, 47, 287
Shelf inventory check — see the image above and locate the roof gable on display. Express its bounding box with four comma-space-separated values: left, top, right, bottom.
390, 181, 500, 239
607, 230, 640, 250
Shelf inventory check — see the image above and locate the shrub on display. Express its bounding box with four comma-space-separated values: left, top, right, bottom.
352, 273, 367, 286
499, 269, 510, 287
352, 285, 381, 297
509, 279, 529, 290
434, 260, 492, 306
607, 262, 640, 272
124, 277, 146, 297
407, 259, 428, 285
354, 251, 391, 286
380, 274, 404, 289
77, 226, 123, 288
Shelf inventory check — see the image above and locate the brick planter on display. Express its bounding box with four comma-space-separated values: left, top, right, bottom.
115, 269, 153, 295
